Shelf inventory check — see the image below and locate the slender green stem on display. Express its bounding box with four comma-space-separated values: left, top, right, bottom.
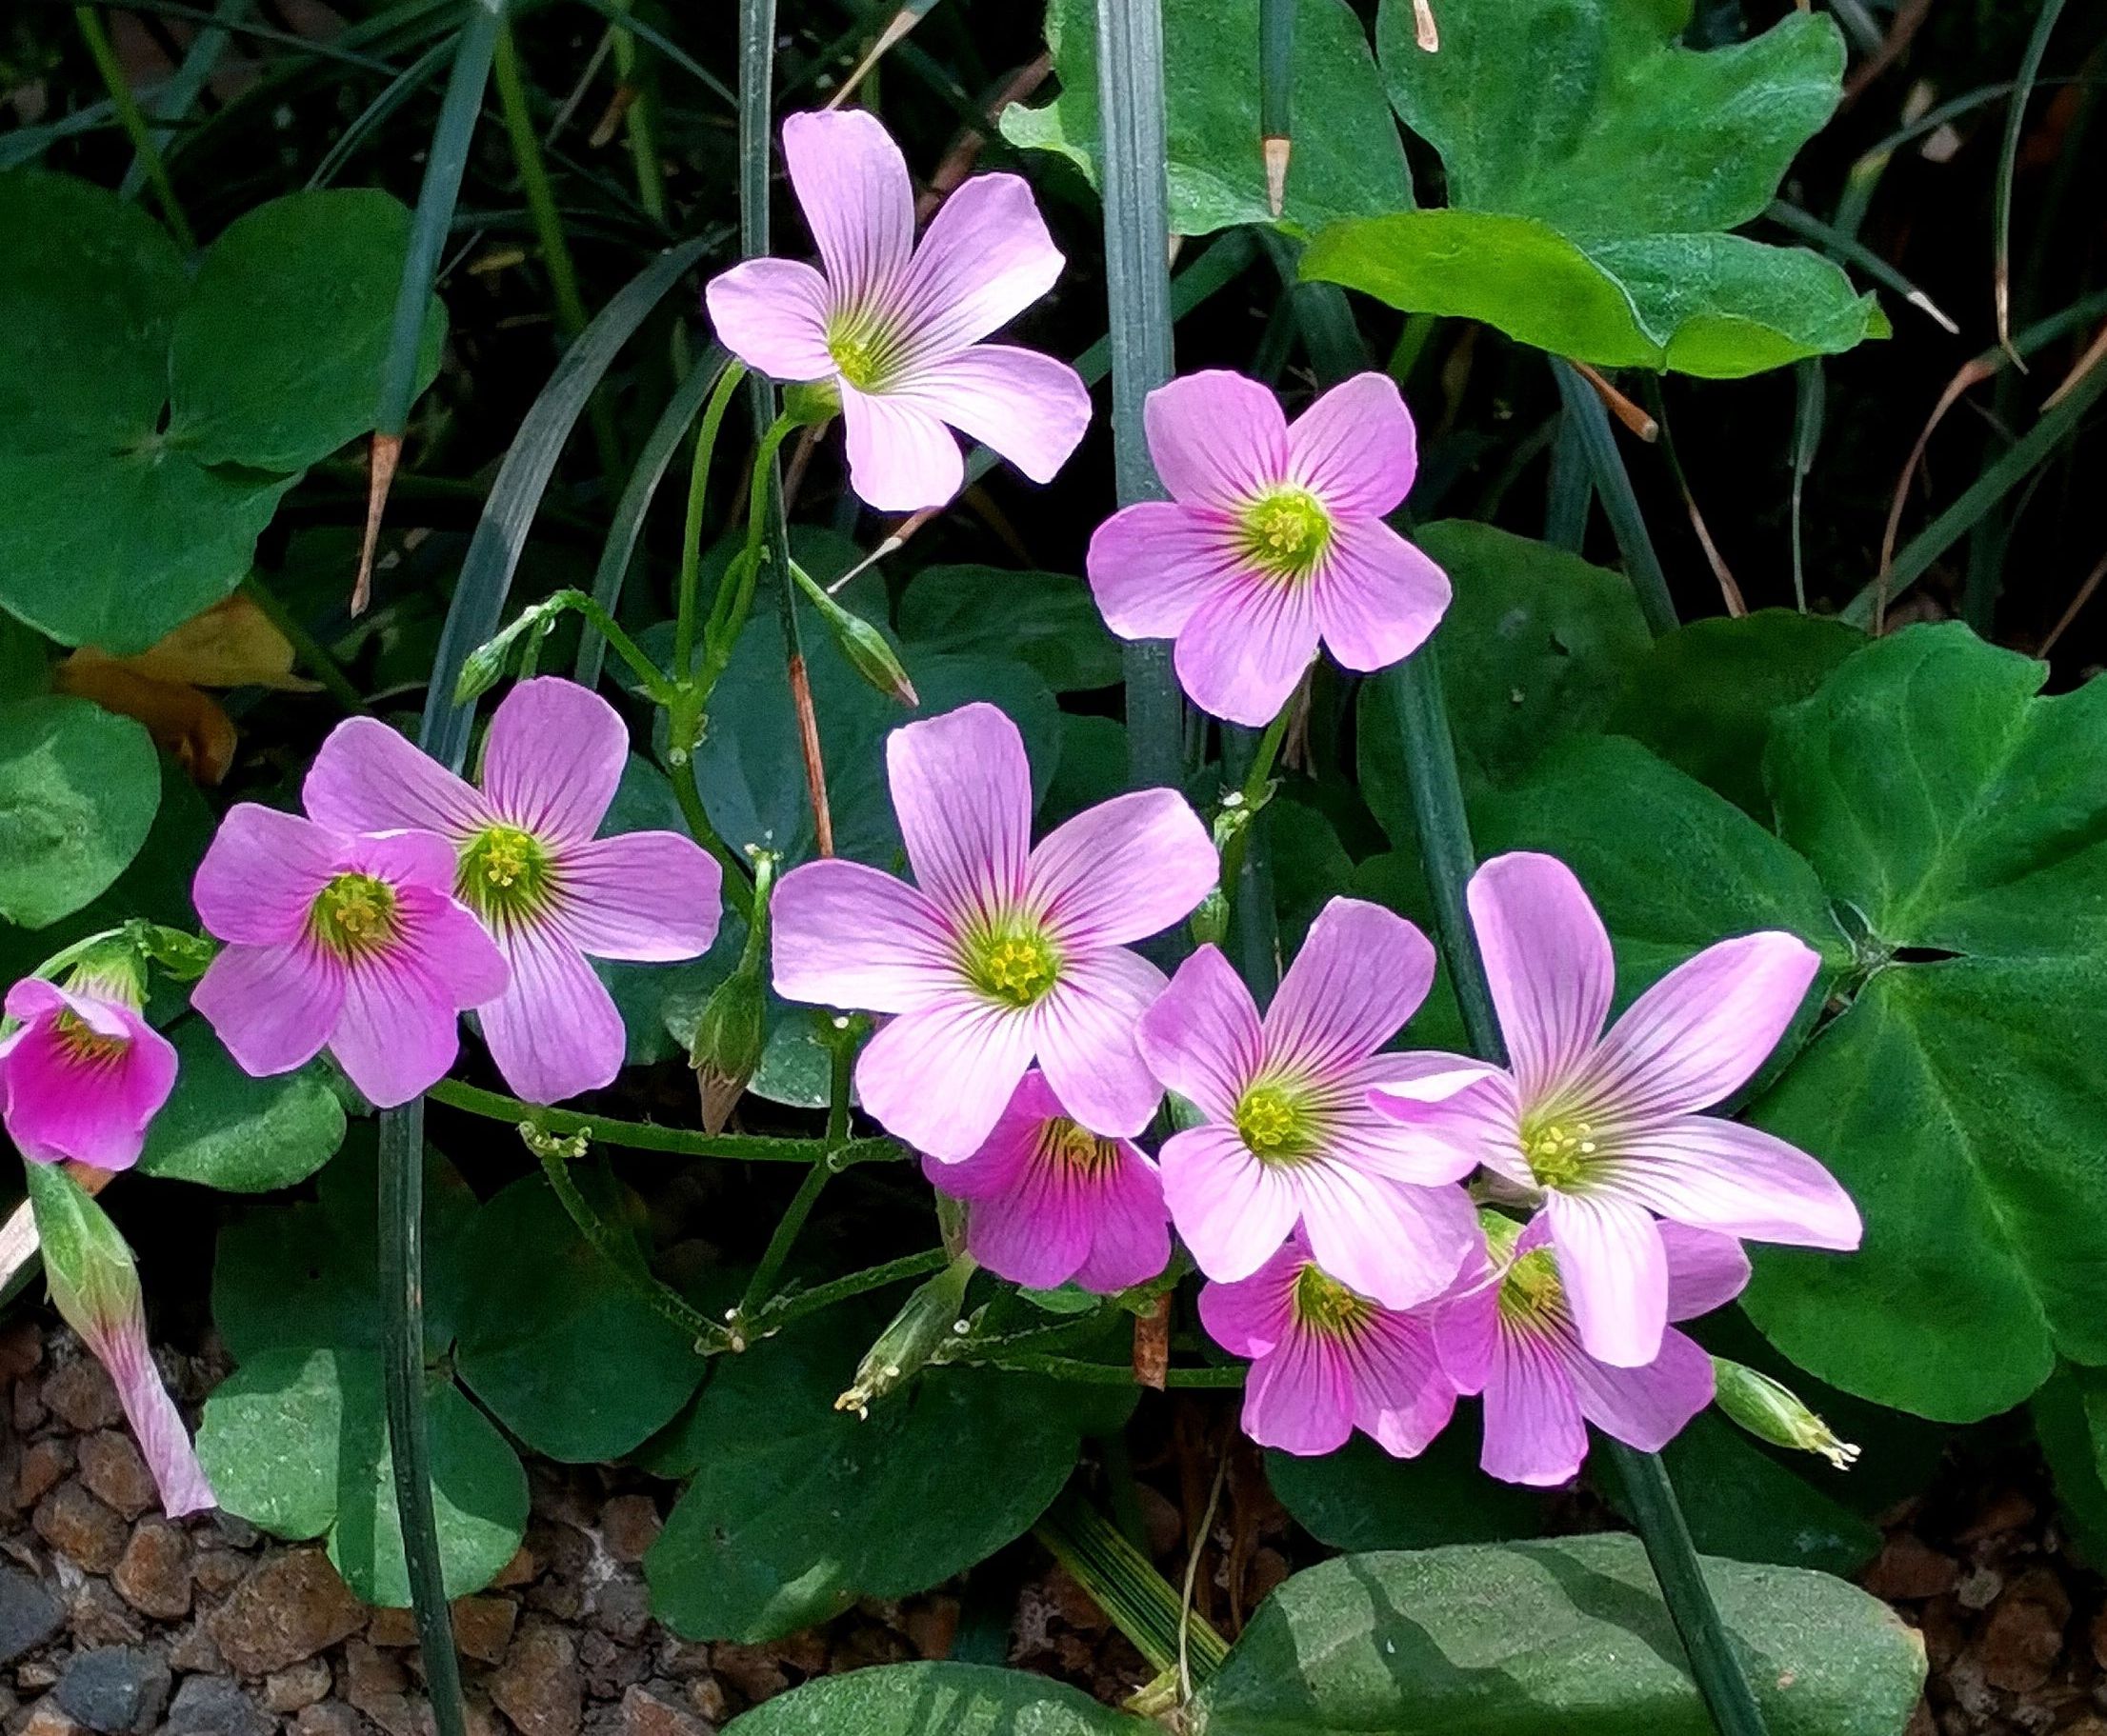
1997, 0, 2069, 352
240, 576, 367, 714
1382, 648, 1770, 1736
674, 362, 750, 677
976, 1351, 1246, 1388
825, 1029, 852, 1147
751, 1248, 951, 1332
671, 757, 753, 917
74, 6, 195, 249
1218, 708, 1291, 999
1550, 359, 1676, 637
737, 1160, 834, 1321
426, 1076, 898, 1164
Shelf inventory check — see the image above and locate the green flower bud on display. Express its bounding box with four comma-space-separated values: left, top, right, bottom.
1188, 886, 1230, 949
792, 563, 917, 708
835, 1253, 975, 1417
782, 379, 843, 429
1712, 1356, 1859, 1470
690, 968, 766, 1134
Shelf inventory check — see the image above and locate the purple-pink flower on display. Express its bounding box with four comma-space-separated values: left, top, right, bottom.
1200, 1233, 1455, 1459
704, 109, 1091, 512
772, 702, 1215, 1162
1135, 897, 1487, 1309
923, 1069, 1170, 1294
1435, 1211, 1747, 1487
0, 973, 176, 1171
191, 812, 508, 1109
1086, 370, 1450, 727
1372, 850, 1860, 1369
304, 678, 723, 1106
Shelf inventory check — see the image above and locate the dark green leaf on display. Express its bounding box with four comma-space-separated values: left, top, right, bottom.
721, 1664, 1149, 1736
1266, 1428, 1547, 1552
2033, 1366, 2107, 1563
897, 566, 1123, 692
0, 696, 159, 928
134, 1018, 347, 1191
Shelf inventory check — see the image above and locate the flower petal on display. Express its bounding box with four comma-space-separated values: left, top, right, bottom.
1197, 1241, 1303, 1360
556, 829, 723, 962
1265, 897, 1435, 1077
1544, 1191, 1668, 1368
894, 344, 1090, 486
7, 979, 123, 1039
1134, 944, 1264, 1122
1367, 1068, 1528, 1188
1606, 1114, 1861, 1250
922, 1069, 1059, 1186
1030, 788, 1216, 948
1347, 1312, 1456, 1459
1032, 948, 1167, 1138
1174, 573, 1320, 728
1566, 1325, 1716, 1453
191, 804, 339, 946
953, 1147, 1094, 1288
1071, 1149, 1172, 1293
1241, 1327, 1355, 1456
478, 925, 628, 1105
854, 997, 1037, 1162
840, 382, 965, 511
1159, 1123, 1300, 1284
1481, 1328, 1589, 1487
702, 257, 837, 381
772, 858, 960, 1014
480, 677, 629, 844
1143, 370, 1288, 508
898, 172, 1065, 357
1432, 1282, 1499, 1395
96, 1315, 215, 1518
781, 109, 913, 309
191, 943, 342, 1079
1660, 1222, 1753, 1321
1467, 851, 1614, 1104
1086, 501, 1242, 641
1296, 1163, 1477, 1310
304, 715, 487, 842
0, 1006, 175, 1171
1327, 1066, 1486, 1187
1584, 931, 1822, 1119
888, 701, 1033, 926
1286, 371, 1419, 517
331, 891, 507, 1107
1313, 518, 1450, 674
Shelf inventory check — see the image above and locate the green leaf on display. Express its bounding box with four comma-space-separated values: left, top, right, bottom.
0, 695, 160, 928
1744, 625, 2107, 1419
1606, 611, 1864, 819
134, 1018, 347, 1191
2032, 1365, 2107, 1563
720, 1664, 1149, 1736
1266, 1429, 1547, 1552
452, 1172, 705, 1463
168, 189, 447, 471
197, 1347, 345, 1545
1358, 521, 1652, 844
1001, 0, 1411, 236
1194, 1534, 1925, 1735
646, 1307, 1095, 1642
896, 567, 1123, 692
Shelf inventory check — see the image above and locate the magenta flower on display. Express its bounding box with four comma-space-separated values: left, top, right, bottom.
304, 678, 723, 1105
1085, 369, 1451, 727
1371, 850, 1860, 1369
704, 109, 1091, 512
922, 1069, 1170, 1293
191, 811, 508, 1110
0, 973, 176, 1171
772, 702, 1215, 1162
1200, 1233, 1455, 1459
1135, 897, 1488, 1309
1435, 1211, 1747, 1487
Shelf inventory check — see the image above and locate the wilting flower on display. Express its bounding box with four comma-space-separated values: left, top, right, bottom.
704, 109, 1092, 512
24, 1161, 213, 1517
1200, 1233, 1455, 1458
191, 811, 508, 1109
0, 968, 177, 1171
1136, 897, 1485, 1308
1372, 850, 1858, 1367
1435, 1210, 1747, 1487
923, 1069, 1170, 1293
304, 678, 723, 1105
1086, 369, 1450, 727
773, 702, 1215, 1161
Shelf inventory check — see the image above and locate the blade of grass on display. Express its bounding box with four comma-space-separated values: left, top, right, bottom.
120, 0, 247, 197
73, 6, 195, 249
307, 38, 454, 189
1259, 0, 1293, 216
827, 0, 946, 111
1546, 409, 1593, 551
1766, 199, 1957, 333
1095, 0, 1185, 793
1551, 359, 1676, 635
1036, 1488, 1231, 1683
573, 0, 735, 104
1997, 0, 2070, 359
1789, 360, 1823, 611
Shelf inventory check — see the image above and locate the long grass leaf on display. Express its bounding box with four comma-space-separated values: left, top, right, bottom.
1997, 0, 2070, 355
1259, 0, 1293, 215
1551, 360, 1677, 635
120, 0, 248, 197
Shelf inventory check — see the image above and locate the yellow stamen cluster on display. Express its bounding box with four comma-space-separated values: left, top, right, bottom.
53, 1010, 129, 1068
1293, 1264, 1375, 1338
1038, 1117, 1121, 1177
964, 928, 1061, 1008
457, 824, 553, 927
1521, 1113, 1598, 1189
1234, 1080, 1318, 1164
826, 311, 905, 392
1496, 1246, 1566, 1327
310, 871, 401, 962
1237, 487, 1333, 581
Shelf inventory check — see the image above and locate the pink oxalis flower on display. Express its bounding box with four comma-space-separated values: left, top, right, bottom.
1135, 897, 1486, 1310
0, 971, 176, 1171
304, 678, 723, 1106
704, 109, 1091, 512
923, 1069, 1170, 1294
772, 701, 1215, 1162
191, 811, 508, 1109
1435, 1211, 1748, 1487
1086, 369, 1451, 727
1372, 850, 1860, 1369
1200, 1232, 1455, 1459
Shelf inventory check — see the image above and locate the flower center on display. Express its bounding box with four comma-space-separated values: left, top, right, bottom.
457, 824, 554, 927
53, 1011, 128, 1068
963, 927, 1060, 1008
1519, 1111, 1599, 1189
310, 872, 400, 962
1292, 1263, 1375, 1338
1234, 1081, 1319, 1164
1237, 487, 1333, 581
825, 310, 905, 392
1037, 1117, 1121, 1178
1496, 1246, 1567, 1327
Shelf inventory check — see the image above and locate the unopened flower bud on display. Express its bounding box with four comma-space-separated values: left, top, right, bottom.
691, 968, 766, 1134
1188, 886, 1230, 949
792, 564, 917, 707
835, 1253, 975, 1417
782, 379, 843, 429
1712, 1356, 1859, 1470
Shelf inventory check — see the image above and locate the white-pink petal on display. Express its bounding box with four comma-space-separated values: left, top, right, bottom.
1563, 1325, 1716, 1453
781, 109, 913, 309
839, 383, 965, 511
1285, 371, 1419, 518
896, 172, 1066, 359
1313, 517, 1450, 674
886, 701, 1033, 927
1481, 1329, 1589, 1487
1544, 1190, 1668, 1368
1086, 501, 1243, 641
303, 715, 487, 842
771, 857, 960, 1015
1159, 1123, 1300, 1284
191, 943, 342, 1078
1660, 1221, 1753, 1322
1134, 944, 1265, 1123
1264, 897, 1435, 1078
478, 925, 629, 1105
1467, 851, 1615, 1104
1609, 1114, 1861, 1250
1294, 1161, 1476, 1310
1143, 370, 1288, 508
1030, 788, 1215, 949
895, 344, 1090, 487
556, 829, 723, 962
853, 996, 1037, 1162
702, 257, 837, 382
1031, 948, 1166, 1139
191, 804, 342, 947
1173, 574, 1321, 728
480, 677, 630, 844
